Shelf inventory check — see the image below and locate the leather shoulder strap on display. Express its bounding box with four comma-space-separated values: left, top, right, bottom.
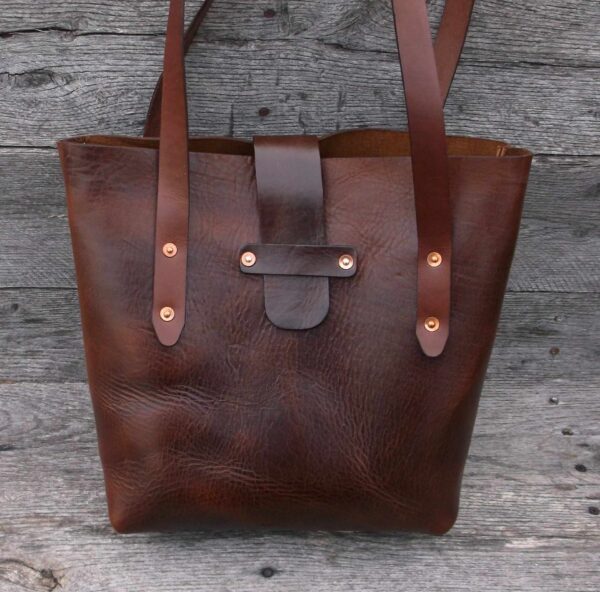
391, 0, 451, 356
152, 0, 190, 346
152, 0, 452, 355
435, 0, 476, 103
144, 0, 215, 137
143, 0, 475, 137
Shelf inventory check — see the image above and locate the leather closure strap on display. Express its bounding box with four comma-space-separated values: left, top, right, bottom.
253, 136, 330, 330
143, 0, 476, 137
152, 0, 189, 346
239, 244, 358, 278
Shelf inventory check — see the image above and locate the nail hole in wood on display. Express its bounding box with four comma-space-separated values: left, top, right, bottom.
261, 567, 276, 578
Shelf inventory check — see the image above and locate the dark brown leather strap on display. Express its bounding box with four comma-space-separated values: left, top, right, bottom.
239, 244, 357, 278
144, 0, 215, 137
152, 0, 190, 346
143, 0, 476, 137
253, 136, 330, 330
152, 0, 454, 355
392, 0, 451, 356
435, 0, 476, 104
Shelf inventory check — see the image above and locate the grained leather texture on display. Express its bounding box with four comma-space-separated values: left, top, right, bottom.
58, 131, 532, 533
149, 0, 459, 356
57, 0, 533, 535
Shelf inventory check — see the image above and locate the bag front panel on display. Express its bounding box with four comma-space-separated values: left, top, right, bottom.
60, 140, 530, 533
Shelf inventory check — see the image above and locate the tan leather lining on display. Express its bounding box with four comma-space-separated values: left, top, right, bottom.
64, 130, 530, 159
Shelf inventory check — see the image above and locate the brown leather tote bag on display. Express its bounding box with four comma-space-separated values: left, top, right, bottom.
58, 0, 532, 534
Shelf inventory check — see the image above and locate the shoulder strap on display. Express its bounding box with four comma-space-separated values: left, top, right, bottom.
391, 0, 452, 356
152, 0, 453, 355
435, 0, 476, 103
144, 0, 214, 138
152, 0, 190, 345
143, 0, 475, 137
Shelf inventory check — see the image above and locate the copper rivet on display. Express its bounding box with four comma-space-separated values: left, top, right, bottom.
160, 306, 175, 322
163, 243, 177, 258
339, 254, 354, 270
427, 252, 442, 267
241, 251, 257, 267
425, 317, 440, 332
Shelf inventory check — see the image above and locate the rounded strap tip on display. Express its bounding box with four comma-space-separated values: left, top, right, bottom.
153, 312, 186, 347
416, 322, 449, 358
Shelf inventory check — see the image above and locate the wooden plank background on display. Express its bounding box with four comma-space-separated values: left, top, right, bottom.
1, 0, 598, 590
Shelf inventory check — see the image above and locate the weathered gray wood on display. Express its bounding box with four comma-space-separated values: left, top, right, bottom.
0, 289, 597, 384
1, 0, 598, 67
0, 150, 598, 292
0, 32, 598, 152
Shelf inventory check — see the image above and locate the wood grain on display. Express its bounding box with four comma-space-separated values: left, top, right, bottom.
1, 0, 598, 66
0, 8, 598, 152
1, 0, 599, 590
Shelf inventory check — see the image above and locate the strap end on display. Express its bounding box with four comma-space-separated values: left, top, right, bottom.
153, 307, 185, 347
416, 320, 449, 358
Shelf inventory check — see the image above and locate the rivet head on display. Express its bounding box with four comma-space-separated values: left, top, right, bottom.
241, 251, 257, 267
339, 254, 354, 270
427, 252, 442, 267
424, 317, 440, 332
163, 243, 177, 258
160, 306, 175, 322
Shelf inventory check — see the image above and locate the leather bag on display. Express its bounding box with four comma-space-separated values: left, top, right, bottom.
58, 0, 532, 534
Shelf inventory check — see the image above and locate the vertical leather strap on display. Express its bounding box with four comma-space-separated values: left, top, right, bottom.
143, 0, 476, 137
253, 136, 330, 330
392, 0, 451, 356
435, 0, 476, 104
152, 0, 453, 355
144, 0, 215, 137
152, 0, 189, 346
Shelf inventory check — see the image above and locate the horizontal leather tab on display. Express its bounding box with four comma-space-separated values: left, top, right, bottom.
239, 244, 357, 278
